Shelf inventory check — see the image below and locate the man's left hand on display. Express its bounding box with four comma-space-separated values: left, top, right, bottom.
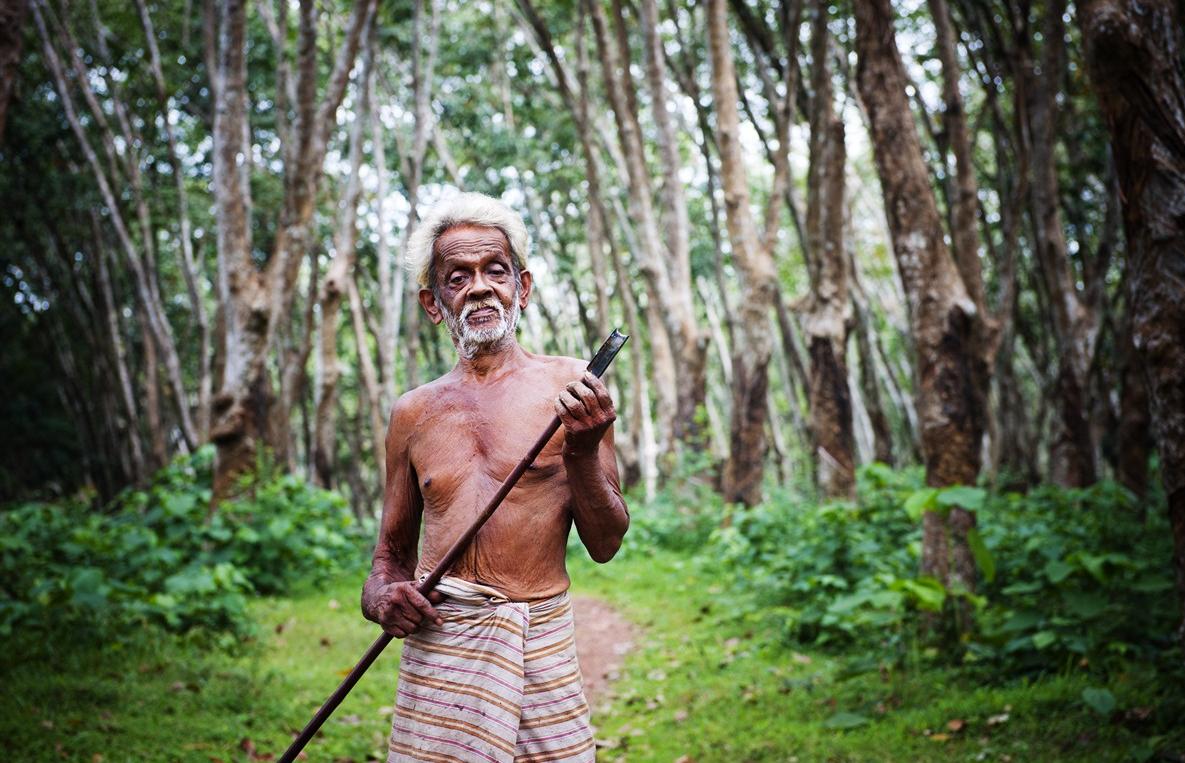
555, 371, 616, 455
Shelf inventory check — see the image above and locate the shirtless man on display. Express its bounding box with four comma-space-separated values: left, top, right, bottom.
361, 192, 629, 762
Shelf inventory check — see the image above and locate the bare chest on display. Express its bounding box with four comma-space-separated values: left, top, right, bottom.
407, 384, 568, 509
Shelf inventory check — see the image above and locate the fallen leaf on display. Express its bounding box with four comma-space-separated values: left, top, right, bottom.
947, 719, 965, 732
929, 733, 950, 742
92, 755, 103, 763
377, 706, 394, 717
328, 599, 341, 610
986, 712, 1010, 726
673, 709, 689, 723
791, 653, 813, 665
239, 739, 256, 755
823, 711, 870, 730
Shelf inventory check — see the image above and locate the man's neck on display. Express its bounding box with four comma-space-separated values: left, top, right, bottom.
454, 338, 526, 381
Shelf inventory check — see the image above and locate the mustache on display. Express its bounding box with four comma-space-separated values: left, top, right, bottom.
459, 298, 504, 319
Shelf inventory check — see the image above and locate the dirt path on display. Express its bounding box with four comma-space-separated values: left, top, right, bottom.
571, 596, 636, 710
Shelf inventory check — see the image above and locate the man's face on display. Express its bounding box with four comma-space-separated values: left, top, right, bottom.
419, 224, 532, 359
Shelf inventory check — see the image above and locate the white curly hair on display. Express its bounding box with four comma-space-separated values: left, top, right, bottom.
405, 192, 531, 289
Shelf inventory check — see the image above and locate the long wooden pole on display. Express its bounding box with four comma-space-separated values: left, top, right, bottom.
277, 330, 629, 763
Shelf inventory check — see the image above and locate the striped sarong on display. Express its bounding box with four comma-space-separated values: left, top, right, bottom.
388, 577, 594, 763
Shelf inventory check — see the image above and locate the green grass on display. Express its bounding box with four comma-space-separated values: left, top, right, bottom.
572, 547, 1183, 763
1, 548, 1180, 762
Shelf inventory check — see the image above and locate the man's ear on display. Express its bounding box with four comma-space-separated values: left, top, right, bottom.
517, 270, 533, 309
419, 288, 444, 325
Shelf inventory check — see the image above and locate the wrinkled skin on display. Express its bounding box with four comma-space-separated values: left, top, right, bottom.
361, 225, 629, 638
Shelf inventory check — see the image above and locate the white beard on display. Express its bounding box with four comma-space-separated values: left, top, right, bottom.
440, 291, 522, 360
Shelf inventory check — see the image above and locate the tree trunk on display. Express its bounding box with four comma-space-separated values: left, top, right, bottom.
133, 0, 213, 440
1078, 0, 1185, 641
588, 0, 680, 455
855, 0, 988, 595
314, 31, 372, 488
852, 294, 894, 466
210, 0, 376, 502
210, 0, 264, 501
709, 0, 779, 506
804, 0, 855, 499
348, 272, 388, 490
639, 0, 709, 441
1021, 0, 1097, 486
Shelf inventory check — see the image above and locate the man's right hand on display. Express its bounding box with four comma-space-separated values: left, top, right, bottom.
373, 581, 445, 638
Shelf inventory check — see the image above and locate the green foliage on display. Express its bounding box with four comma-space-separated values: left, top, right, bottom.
0, 446, 368, 640
971, 481, 1177, 671
629, 463, 1179, 677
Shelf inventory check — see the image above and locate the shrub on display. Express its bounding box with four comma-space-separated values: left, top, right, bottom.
0, 446, 368, 639
625, 462, 1180, 676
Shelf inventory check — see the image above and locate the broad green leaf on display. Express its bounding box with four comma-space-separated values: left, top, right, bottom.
1001, 610, 1042, 633
823, 711, 871, 729
904, 488, 939, 521
1062, 591, 1108, 619
936, 485, 987, 512
1081, 687, 1116, 716
965, 528, 996, 583
1031, 630, 1058, 649
1044, 559, 1076, 584
899, 577, 947, 612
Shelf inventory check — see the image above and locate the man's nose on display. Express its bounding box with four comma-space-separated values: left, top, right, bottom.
468, 271, 494, 298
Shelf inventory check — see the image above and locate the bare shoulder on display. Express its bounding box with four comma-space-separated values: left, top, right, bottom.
387, 373, 458, 430
523, 351, 588, 385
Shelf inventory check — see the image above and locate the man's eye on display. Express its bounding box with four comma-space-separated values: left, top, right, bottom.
450, 274, 466, 286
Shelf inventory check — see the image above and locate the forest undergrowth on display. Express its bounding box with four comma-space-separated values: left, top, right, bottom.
1, 451, 1181, 761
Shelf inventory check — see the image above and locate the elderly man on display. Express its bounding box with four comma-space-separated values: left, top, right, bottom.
361, 192, 630, 762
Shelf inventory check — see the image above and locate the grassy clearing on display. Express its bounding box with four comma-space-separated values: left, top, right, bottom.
572, 548, 1183, 763
2, 547, 1180, 762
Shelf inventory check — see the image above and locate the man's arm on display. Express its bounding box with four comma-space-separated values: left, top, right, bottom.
360, 397, 443, 637
555, 371, 630, 562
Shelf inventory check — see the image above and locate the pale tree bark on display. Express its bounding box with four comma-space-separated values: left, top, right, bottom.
639, 0, 709, 440
371, 21, 398, 409
709, 0, 783, 506
804, 0, 855, 498
512, 0, 658, 488
855, 0, 989, 595
32, 0, 198, 452
94, 223, 147, 482
348, 272, 388, 492
210, 0, 260, 500
133, 0, 213, 439
210, 0, 377, 501
1078, 0, 1185, 642
588, 0, 680, 457
393, 0, 441, 393
314, 32, 374, 488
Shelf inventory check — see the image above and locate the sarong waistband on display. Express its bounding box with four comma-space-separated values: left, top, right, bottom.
422, 575, 570, 615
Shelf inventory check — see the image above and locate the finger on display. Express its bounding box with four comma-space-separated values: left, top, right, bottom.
390, 612, 418, 633
384, 624, 408, 639
554, 397, 578, 429
570, 380, 598, 411
585, 373, 614, 411
408, 590, 442, 625
426, 590, 446, 604
558, 389, 589, 418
